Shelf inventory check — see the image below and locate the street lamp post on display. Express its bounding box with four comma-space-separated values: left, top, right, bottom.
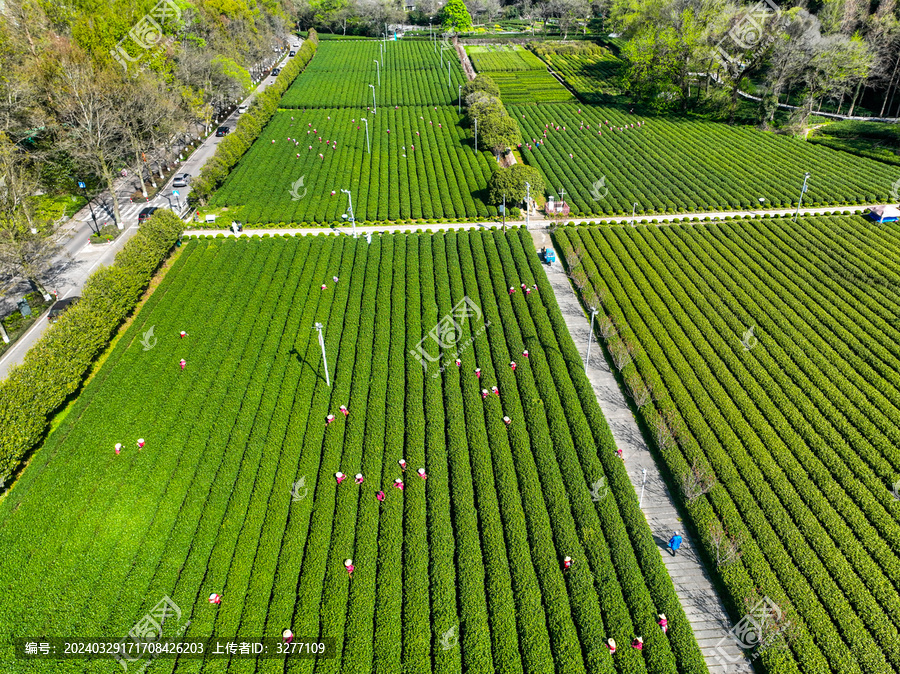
794, 172, 811, 223
585, 307, 598, 368
374, 59, 380, 86
369, 84, 376, 114
502, 193, 506, 231
448, 60, 451, 88
474, 117, 478, 153
314, 322, 331, 387
362, 117, 370, 154
630, 202, 638, 227
458, 84, 462, 113
341, 188, 357, 239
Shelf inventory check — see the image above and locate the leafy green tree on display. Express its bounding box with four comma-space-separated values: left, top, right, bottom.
488, 164, 544, 204
462, 73, 500, 99
481, 115, 520, 158
441, 0, 474, 33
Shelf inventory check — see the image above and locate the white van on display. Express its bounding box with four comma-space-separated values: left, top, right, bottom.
238, 104, 248, 114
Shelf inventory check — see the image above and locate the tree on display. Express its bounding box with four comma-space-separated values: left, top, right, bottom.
0, 133, 63, 300
680, 458, 716, 501
462, 74, 500, 99
481, 114, 520, 159
441, 0, 474, 33
41, 40, 128, 228
487, 164, 543, 204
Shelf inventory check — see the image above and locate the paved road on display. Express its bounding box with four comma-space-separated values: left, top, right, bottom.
182, 203, 874, 238
0, 39, 302, 381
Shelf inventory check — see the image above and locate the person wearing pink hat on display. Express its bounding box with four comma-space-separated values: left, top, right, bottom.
137, 438, 145, 449
398, 458, 407, 472
180, 359, 186, 371
355, 473, 364, 485
336, 472, 346, 484
208, 593, 221, 604
417, 468, 427, 480
616, 447, 623, 460
475, 367, 481, 379
631, 636, 643, 650
326, 414, 336, 425
658, 614, 668, 634
344, 559, 355, 578
376, 490, 385, 502
393, 477, 405, 490
114, 443, 122, 455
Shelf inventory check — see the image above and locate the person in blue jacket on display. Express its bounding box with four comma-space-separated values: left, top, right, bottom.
668, 531, 683, 556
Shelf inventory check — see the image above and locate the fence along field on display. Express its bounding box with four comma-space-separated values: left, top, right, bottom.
279, 40, 466, 108
554, 216, 900, 674
0, 231, 707, 673
510, 103, 900, 215
209, 106, 498, 222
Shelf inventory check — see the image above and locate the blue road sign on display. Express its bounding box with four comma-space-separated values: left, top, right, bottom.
77, 181, 86, 189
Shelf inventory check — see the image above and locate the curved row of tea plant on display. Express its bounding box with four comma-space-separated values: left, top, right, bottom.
0, 230, 707, 673
554, 216, 900, 674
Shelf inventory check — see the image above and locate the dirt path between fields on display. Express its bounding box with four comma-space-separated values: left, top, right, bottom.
454, 37, 476, 81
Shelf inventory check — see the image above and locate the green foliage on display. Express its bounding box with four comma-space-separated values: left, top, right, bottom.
464, 44, 545, 71
488, 163, 543, 204
0, 231, 706, 674
511, 102, 900, 216
211, 55, 252, 95
192, 31, 318, 203
809, 121, 900, 167
462, 73, 501, 99
440, 0, 473, 33
556, 215, 900, 673
481, 114, 520, 154
0, 209, 183, 478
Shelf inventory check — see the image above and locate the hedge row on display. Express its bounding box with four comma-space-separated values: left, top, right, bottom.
191, 30, 319, 204
0, 209, 183, 480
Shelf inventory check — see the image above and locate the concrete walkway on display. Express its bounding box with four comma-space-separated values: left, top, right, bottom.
534, 228, 753, 674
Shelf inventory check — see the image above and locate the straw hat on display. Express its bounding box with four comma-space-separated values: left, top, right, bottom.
344, 559, 353, 567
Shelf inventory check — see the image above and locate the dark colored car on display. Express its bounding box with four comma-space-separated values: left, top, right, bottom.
271, 67, 281, 76
48, 296, 80, 322
138, 206, 160, 222
215, 126, 230, 137
289, 50, 296, 57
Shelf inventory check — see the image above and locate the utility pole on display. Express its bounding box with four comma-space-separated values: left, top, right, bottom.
794, 172, 811, 223
370, 84, 376, 114
585, 307, 598, 367
314, 322, 331, 387
362, 118, 370, 154
374, 59, 380, 86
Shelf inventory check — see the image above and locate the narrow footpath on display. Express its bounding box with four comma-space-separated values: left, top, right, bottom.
534, 228, 754, 673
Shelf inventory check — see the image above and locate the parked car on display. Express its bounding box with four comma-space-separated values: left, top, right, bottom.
271, 67, 281, 76
238, 104, 248, 114
215, 126, 230, 137
48, 296, 80, 322
172, 173, 191, 188
138, 206, 160, 223
289, 50, 296, 57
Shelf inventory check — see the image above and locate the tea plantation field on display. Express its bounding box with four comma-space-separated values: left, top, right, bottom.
209, 107, 498, 222
280, 41, 466, 109
555, 216, 900, 674
0, 230, 708, 673
511, 103, 900, 215
465, 44, 574, 104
